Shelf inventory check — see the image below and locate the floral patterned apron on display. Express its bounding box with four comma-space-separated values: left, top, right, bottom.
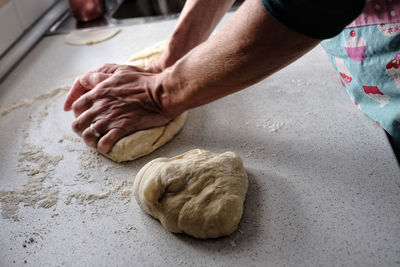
321, 0, 400, 141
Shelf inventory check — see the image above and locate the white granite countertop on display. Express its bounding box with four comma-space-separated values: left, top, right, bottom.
0, 15, 399, 267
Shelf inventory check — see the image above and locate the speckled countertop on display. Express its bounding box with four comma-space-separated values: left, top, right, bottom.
0, 14, 399, 267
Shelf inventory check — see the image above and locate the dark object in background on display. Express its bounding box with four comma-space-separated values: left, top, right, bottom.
111, 0, 185, 20
69, 0, 105, 22
110, 0, 243, 20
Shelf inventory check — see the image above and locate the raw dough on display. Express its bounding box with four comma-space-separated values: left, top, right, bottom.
133, 149, 248, 239
103, 112, 187, 163
127, 40, 166, 66
102, 40, 187, 163
65, 28, 121, 45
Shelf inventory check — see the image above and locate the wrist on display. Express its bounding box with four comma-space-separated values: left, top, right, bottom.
150, 70, 188, 120
157, 38, 192, 71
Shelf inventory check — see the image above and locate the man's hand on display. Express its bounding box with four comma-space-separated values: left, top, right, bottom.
64, 63, 150, 111
64, 64, 173, 154
63, 0, 320, 156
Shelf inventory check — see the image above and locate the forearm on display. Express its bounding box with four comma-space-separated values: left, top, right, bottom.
160, 0, 236, 68
157, 0, 320, 116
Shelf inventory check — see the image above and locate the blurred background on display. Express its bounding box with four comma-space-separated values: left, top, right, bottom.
0, 0, 244, 58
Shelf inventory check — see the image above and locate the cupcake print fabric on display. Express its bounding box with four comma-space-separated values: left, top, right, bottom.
321, 0, 400, 140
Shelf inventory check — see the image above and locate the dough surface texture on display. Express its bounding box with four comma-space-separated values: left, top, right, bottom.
133, 149, 248, 239
127, 40, 166, 66
65, 28, 121, 45
103, 112, 187, 162
102, 40, 187, 163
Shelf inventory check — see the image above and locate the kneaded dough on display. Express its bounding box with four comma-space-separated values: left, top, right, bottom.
65, 28, 121, 45
102, 40, 187, 163
127, 40, 167, 66
103, 112, 187, 163
133, 149, 248, 239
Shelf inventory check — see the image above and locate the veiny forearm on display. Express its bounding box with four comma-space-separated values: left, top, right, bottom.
161, 0, 236, 68
158, 0, 320, 116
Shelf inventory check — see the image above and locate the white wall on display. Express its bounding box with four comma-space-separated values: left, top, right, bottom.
14, 0, 57, 29
0, 0, 57, 56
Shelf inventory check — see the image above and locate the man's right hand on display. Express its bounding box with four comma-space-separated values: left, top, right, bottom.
64, 64, 177, 155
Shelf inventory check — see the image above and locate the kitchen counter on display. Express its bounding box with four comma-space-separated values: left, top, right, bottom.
0, 15, 399, 267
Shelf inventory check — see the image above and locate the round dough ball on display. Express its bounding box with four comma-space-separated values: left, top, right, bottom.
102, 112, 187, 163
133, 149, 248, 239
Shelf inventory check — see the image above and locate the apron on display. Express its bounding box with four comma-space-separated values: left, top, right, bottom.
321, 0, 400, 141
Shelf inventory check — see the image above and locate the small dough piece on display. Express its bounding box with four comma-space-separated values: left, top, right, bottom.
103, 112, 187, 163
102, 40, 187, 163
134, 149, 248, 239
65, 28, 121, 45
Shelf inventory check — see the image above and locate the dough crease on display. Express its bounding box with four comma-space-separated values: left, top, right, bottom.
134, 149, 248, 239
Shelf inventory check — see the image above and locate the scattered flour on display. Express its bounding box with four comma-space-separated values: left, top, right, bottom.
246, 147, 266, 158
0, 87, 69, 117
263, 120, 284, 133
291, 79, 327, 87
255, 120, 284, 133
60, 135, 110, 171
58, 134, 130, 207
65, 180, 134, 205
0, 145, 63, 220
0, 85, 138, 259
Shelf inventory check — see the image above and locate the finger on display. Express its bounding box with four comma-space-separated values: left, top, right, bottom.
71, 92, 93, 118
64, 77, 90, 111
64, 71, 111, 111
71, 75, 115, 118
97, 128, 129, 154
71, 107, 101, 136
81, 125, 102, 149
96, 63, 120, 74
116, 65, 147, 73
79, 72, 112, 90
96, 63, 146, 74
73, 103, 120, 137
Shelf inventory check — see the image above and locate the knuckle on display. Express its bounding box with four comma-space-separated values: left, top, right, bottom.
98, 63, 117, 74
120, 65, 137, 72
100, 63, 111, 69
98, 131, 120, 154
71, 98, 87, 114
112, 72, 125, 81
119, 118, 132, 129
79, 74, 91, 88
82, 129, 92, 140
92, 89, 107, 101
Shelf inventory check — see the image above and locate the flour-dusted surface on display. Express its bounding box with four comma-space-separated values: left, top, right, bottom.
0, 14, 399, 267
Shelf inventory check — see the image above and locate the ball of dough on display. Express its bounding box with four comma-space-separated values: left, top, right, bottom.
133, 149, 248, 239
102, 112, 187, 162
102, 40, 187, 163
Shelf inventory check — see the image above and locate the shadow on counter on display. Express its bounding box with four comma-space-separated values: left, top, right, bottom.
386, 132, 400, 166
